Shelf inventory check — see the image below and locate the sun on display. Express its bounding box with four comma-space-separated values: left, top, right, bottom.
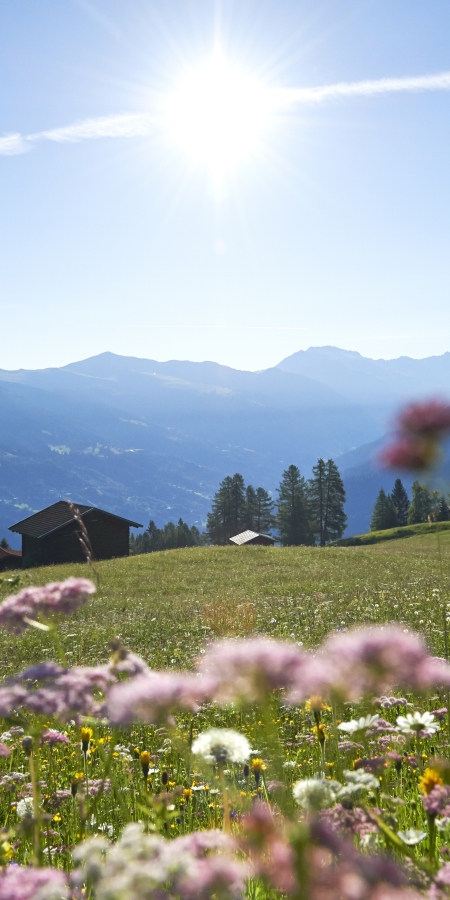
165, 51, 273, 190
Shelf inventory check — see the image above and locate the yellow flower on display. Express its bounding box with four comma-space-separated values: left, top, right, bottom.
251, 758, 266, 773
81, 727, 93, 754
312, 724, 327, 745
140, 751, 151, 779
183, 788, 193, 799
53, 813, 61, 822
305, 696, 331, 713
419, 768, 443, 795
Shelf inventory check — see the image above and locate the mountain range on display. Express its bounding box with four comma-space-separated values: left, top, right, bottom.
2, 345, 450, 547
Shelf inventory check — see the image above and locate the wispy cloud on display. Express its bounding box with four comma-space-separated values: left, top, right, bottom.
30, 112, 155, 144
2, 70, 450, 157
275, 70, 450, 106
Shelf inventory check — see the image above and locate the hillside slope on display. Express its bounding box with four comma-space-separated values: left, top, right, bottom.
1, 532, 449, 672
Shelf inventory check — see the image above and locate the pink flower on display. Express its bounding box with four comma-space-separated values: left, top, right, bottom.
380, 400, 450, 472
422, 785, 450, 818
0, 744, 10, 758
0, 865, 68, 900
301, 626, 450, 701
106, 671, 217, 725
379, 437, 437, 471
0, 577, 95, 634
197, 637, 306, 703
40, 729, 69, 746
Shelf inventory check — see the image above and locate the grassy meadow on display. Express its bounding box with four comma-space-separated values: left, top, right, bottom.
2, 533, 450, 888
2, 532, 450, 673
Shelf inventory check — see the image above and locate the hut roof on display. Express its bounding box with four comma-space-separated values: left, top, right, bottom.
0, 546, 22, 560
9, 501, 142, 538
229, 530, 275, 546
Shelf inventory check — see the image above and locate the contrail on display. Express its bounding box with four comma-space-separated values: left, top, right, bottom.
273, 70, 450, 107
1, 70, 450, 156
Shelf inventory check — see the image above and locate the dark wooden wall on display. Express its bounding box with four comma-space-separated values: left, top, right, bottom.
22, 512, 130, 567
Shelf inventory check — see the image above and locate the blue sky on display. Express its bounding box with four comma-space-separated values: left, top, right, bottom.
1, 0, 450, 372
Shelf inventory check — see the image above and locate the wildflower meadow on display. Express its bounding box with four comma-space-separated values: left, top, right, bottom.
2, 399, 450, 900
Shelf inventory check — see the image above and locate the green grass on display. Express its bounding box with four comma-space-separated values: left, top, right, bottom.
334, 520, 450, 546
2, 530, 450, 674
2, 533, 450, 875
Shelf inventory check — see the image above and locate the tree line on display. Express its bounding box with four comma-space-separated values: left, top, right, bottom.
131, 458, 347, 554
370, 478, 450, 532
130, 519, 202, 555
206, 459, 347, 546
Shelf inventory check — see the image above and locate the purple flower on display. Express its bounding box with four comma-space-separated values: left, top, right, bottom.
197, 637, 305, 702
40, 729, 69, 746
320, 803, 378, 838
0, 661, 115, 723
87, 778, 112, 797
436, 864, 450, 886
380, 400, 450, 472
431, 708, 448, 722
353, 757, 387, 775
422, 786, 450, 818
106, 671, 217, 725
338, 741, 364, 753
306, 626, 450, 700
0, 577, 95, 634
177, 854, 248, 900
0, 743, 10, 757
0, 865, 68, 900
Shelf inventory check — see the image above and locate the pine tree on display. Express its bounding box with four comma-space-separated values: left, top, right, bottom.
244, 485, 258, 531
436, 496, 450, 522
407, 481, 432, 525
254, 487, 276, 533
390, 479, 410, 526
309, 458, 347, 545
0, 538, 10, 550
206, 473, 246, 544
370, 489, 398, 531
277, 465, 312, 546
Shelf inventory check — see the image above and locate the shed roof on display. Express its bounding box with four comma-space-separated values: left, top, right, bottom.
229, 530, 275, 546
0, 547, 22, 559
9, 501, 142, 538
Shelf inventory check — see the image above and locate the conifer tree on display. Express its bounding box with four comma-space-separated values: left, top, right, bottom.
309, 458, 347, 545
244, 485, 258, 531
390, 479, 410, 526
206, 473, 246, 544
437, 496, 450, 522
0, 538, 10, 550
254, 487, 275, 533
370, 489, 398, 531
277, 465, 312, 546
407, 481, 432, 525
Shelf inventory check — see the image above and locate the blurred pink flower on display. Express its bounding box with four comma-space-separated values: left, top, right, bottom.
197, 637, 305, 703
0, 865, 68, 900
380, 399, 450, 472
106, 671, 217, 725
0, 577, 95, 634
305, 626, 450, 700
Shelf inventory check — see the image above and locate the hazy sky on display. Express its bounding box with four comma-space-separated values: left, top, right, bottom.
1, 1, 450, 372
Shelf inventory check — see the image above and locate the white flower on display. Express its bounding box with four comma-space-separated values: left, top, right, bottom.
191, 728, 251, 765
283, 761, 296, 769
396, 711, 439, 735
335, 769, 379, 799
338, 715, 379, 735
292, 777, 340, 811
16, 796, 34, 819
398, 829, 427, 846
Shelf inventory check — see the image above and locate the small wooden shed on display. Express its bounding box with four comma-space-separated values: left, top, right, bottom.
9, 501, 142, 568
229, 530, 276, 546
0, 546, 22, 571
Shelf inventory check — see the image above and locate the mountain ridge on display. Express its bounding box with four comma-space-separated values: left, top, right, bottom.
1, 347, 450, 547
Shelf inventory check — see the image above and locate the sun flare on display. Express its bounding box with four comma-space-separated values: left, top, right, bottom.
165, 52, 273, 188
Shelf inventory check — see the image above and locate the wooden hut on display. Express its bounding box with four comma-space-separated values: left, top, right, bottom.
9, 501, 142, 568
0, 546, 22, 571
229, 530, 275, 546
